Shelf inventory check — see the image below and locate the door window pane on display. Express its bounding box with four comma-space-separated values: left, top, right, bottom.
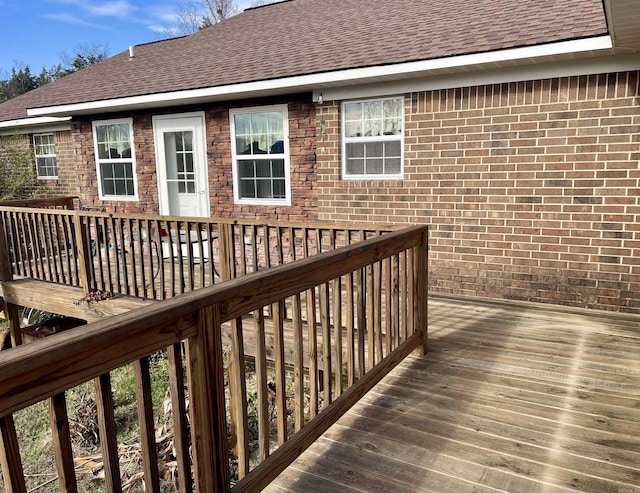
164, 130, 196, 195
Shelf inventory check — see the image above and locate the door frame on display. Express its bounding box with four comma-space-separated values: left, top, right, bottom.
152, 111, 210, 217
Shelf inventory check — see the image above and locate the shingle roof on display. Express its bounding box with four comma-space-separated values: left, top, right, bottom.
0, 0, 608, 122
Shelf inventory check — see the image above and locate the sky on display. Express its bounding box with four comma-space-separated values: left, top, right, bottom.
0, 0, 255, 76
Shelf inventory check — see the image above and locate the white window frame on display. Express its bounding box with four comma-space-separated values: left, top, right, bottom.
33, 133, 58, 179
341, 96, 404, 180
92, 118, 139, 201
229, 104, 291, 206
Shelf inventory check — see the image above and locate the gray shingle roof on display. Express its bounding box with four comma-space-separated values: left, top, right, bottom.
0, 0, 608, 122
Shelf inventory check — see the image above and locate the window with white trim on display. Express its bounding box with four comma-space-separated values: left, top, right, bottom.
33, 133, 58, 178
230, 105, 290, 205
342, 97, 404, 179
92, 119, 138, 200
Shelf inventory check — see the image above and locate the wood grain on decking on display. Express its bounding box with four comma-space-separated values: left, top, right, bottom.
265, 295, 640, 493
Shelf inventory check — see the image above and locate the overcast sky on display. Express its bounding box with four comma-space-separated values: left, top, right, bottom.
0, 0, 255, 76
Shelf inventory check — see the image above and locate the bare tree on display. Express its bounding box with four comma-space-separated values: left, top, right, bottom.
169, 0, 239, 35
173, 1, 206, 35
201, 0, 239, 24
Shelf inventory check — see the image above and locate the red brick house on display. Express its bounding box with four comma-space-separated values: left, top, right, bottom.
1, 0, 640, 312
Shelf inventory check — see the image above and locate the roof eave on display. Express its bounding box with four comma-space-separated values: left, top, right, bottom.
27, 36, 613, 118
0, 117, 72, 136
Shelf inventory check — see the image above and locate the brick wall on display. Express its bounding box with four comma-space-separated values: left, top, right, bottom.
73, 96, 318, 222
317, 71, 640, 313
0, 131, 77, 198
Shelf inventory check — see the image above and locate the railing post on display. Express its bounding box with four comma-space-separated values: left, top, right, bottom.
0, 212, 22, 347
186, 306, 230, 492
414, 227, 429, 356
73, 212, 93, 295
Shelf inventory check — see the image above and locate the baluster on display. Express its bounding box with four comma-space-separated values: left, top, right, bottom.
94, 374, 122, 493
133, 357, 161, 491
273, 300, 287, 445
228, 317, 249, 478
253, 308, 270, 462
167, 343, 192, 492
50, 392, 78, 491
0, 415, 26, 493
292, 293, 304, 431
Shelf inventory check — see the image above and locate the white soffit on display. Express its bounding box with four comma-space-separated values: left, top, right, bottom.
27, 36, 613, 117
0, 117, 72, 135
318, 53, 640, 102
605, 0, 640, 51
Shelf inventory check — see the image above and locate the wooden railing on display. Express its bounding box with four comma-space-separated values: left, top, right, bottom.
0, 225, 429, 492
0, 205, 391, 300
0, 196, 76, 210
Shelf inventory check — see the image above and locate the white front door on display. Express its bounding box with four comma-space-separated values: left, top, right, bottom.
153, 112, 210, 217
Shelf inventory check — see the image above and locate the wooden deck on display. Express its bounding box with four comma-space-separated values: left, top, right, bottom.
266, 295, 640, 493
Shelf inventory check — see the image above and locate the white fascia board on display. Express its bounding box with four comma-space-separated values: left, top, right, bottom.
0, 117, 72, 135
318, 53, 640, 102
27, 36, 612, 117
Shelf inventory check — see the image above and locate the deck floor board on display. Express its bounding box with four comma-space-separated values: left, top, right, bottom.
265, 295, 640, 493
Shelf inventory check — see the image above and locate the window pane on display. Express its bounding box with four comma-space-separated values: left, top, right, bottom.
175, 132, 184, 151
269, 139, 284, 154
272, 179, 286, 199
187, 182, 195, 193
386, 158, 401, 174
385, 140, 402, 157
101, 163, 114, 179
366, 159, 384, 174
383, 118, 402, 136
240, 179, 255, 198
234, 114, 250, 137
115, 180, 126, 195
272, 159, 284, 177
346, 143, 365, 159
363, 118, 382, 137
237, 137, 251, 154
185, 154, 194, 173
239, 161, 254, 178
344, 102, 361, 122
114, 164, 126, 179
345, 122, 361, 138
183, 132, 192, 152
255, 160, 271, 178
179, 182, 186, 193
96, 126, 108, 143
366, 142, 384, 158
346, 159, 364, 175
256, 179, 272, 199
103, 180, 115, 195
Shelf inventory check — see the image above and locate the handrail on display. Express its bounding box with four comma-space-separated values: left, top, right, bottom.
0, 196, 76, 209
0, 205, 392, 303
0, 224, 429, 492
